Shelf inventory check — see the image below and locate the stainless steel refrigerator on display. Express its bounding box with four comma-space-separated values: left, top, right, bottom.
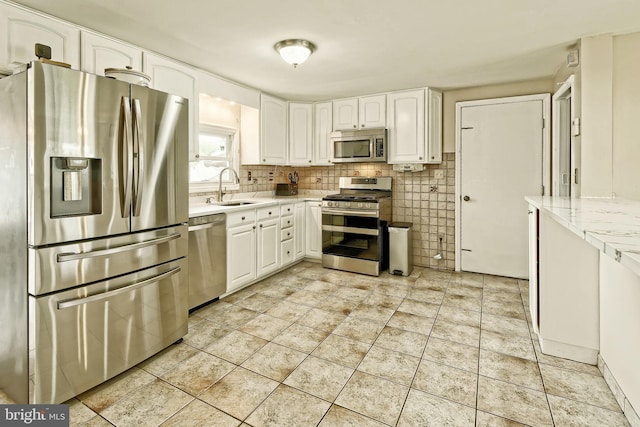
0, 61, 189, 404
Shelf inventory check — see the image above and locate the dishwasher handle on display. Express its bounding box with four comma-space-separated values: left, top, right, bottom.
188, 223, 217, 232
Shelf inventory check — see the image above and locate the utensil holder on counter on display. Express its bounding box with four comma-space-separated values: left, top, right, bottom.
276, 183, 298, 196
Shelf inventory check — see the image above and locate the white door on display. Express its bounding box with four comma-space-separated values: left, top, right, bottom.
457, 96, 546, 278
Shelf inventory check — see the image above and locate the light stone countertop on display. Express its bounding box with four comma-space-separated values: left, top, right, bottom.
525, 196, 640, 277
189, 190, 327, 218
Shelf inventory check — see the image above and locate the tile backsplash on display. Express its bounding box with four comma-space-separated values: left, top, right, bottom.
196, 153, 456, 270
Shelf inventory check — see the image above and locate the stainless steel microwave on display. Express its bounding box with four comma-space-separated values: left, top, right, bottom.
330, 128, 387, 163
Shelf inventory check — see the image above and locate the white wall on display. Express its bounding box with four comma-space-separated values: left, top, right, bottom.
580, 35, 614, 198
612, 32, 640, 200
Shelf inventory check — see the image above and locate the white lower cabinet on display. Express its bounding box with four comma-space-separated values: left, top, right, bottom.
257, 217, 280, 277
294, 202, 306, 260
227, 222, 256, 292
305, 201, 322, 259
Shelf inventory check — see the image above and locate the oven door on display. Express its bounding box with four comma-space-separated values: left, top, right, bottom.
321, 209, 384, 275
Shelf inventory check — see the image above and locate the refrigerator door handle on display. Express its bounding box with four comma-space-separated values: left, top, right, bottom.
132, 98, 144, 217
56, 232, 181, 262
56, 266, 182, 310
119, 96, 134, 218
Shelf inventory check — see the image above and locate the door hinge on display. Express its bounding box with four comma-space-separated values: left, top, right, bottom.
541, 185, 545, 196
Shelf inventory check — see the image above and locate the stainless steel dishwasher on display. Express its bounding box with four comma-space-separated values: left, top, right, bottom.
188, 213, 226, 310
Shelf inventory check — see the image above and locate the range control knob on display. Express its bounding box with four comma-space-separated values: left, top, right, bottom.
344, 202, 351, 207
357, 202, 364, 208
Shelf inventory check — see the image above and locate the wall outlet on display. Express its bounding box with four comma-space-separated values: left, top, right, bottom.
434, 169, 444, 180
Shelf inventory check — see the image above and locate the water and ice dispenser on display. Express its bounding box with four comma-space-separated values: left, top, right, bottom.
50, 157, 102, 217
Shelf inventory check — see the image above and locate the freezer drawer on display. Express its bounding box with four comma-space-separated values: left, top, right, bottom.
29, 258, 188, 404
29, 225, 187, 295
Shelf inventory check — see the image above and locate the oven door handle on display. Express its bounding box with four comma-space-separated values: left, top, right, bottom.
321, 208, 379, 218
322, 225, 379, 236
57, 267, 181, 310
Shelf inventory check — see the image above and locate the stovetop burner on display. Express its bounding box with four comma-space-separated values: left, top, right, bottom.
323, 193, 388, 202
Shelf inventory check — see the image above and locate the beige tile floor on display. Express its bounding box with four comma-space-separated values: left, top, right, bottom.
65, 261, 631, 426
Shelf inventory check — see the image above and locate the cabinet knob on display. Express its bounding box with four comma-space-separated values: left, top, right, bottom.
263, 159, 266, 162
195, 154, 200, 158
241, 216, 245, 220
287, 250, 290, 255
309, 160, 312, 163
353, 125, 357, 128
260, 224, 263, 228
463, 195, 471, 202
287, 232, 290, 236
361, 124, 365, 128
268, 211, 272, 215
419, 156, 423, 160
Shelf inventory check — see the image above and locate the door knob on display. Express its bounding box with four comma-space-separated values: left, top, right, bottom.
463, 195, 470, 201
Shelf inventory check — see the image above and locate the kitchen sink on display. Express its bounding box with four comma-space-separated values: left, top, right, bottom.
216, 201, 257, 206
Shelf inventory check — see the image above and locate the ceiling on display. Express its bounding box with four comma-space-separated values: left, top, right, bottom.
11, 0, 640, 101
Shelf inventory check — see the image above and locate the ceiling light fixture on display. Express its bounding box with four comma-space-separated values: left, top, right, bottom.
274, 39, 316, 68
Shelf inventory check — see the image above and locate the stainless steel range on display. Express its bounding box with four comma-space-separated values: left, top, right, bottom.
322, 177, 392, 276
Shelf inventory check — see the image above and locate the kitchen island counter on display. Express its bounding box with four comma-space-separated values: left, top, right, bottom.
526, 195, 640, 421
525, 196, 640, 277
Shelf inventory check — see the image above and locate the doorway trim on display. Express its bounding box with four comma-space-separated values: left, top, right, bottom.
552, 75, 579, 197
454, 94, 551, 272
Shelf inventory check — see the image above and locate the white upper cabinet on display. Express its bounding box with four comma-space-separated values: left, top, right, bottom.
313, 101, 333, 165
0, 2, 79, 70
143, 52, 199, 159
259, 94, 287, 165
288, 102, 313, 166
426, 88, 443, 163
333, 98, 359, 130
81, 31, 142, 76
358, 94, 386, 129
387, 89, 425, 164
387, 88, 442, 164
333, 95, 386, 131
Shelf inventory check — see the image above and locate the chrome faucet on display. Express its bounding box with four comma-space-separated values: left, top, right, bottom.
218, 167, 240, 202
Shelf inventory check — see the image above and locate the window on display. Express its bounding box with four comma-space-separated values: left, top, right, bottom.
189, 124, 239, 192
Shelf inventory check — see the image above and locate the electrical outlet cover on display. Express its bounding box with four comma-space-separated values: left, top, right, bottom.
434, 169, 444, 179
